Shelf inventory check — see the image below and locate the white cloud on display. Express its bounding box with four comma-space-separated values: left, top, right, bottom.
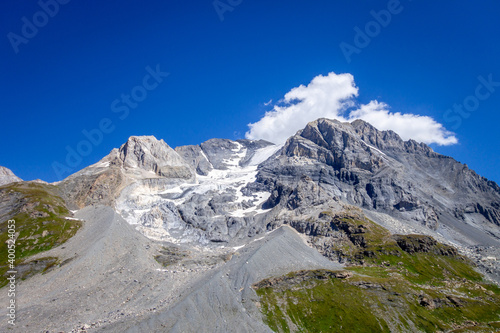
246, 73, 357, 144
348, 101, 458, 145
245, 72, 457, 146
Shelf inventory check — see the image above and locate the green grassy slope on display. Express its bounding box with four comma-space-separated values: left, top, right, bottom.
255, 212, 500, 332
0, 182, 81, 287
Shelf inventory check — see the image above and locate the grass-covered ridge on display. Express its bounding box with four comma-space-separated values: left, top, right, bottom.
255, 211, 500, 332
0, 182, 81, 287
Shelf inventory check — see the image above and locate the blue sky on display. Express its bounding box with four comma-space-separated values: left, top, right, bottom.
1, 0, 499, 183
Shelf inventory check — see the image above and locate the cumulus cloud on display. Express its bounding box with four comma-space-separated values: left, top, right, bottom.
246, 73, 357, 144
348, 101, 458, 145
245, 72, 458, 146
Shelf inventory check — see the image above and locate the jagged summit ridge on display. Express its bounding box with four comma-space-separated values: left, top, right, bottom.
297, 118, 437, 156
54, 119, 500, 253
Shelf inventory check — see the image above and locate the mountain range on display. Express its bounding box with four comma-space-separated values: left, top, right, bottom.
0, 118, 499, 332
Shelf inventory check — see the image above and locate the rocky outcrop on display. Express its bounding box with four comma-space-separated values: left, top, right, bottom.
253, 269, 353, 291
119, 136, 193, 179
263, 175, 333, 211
393, 234, 458, 256
175, 139, 274, 176
175, 145, 213, 175
111, 137, 281, 244
199, 138, 242, 170
58, 166, 124, 209
455, 202, 500, 227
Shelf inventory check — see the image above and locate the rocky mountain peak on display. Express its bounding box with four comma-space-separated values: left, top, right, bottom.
259, 117, 500, 246
118, 135, 193, 179
351, 119, 401, 146
294, 118, 438, 158
0, 166, 22, 186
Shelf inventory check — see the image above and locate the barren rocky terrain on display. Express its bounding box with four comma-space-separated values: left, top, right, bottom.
0, 118, 499, 332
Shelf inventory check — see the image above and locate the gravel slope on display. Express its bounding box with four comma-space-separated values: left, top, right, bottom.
0, 206, 341, 332
0, 206, 205, 332
110, 225, 341, 333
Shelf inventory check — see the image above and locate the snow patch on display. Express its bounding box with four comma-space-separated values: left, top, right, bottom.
249, 144, 283, 166
361, 140, 386, 156
200, 149, 213, 168
90, 161, 110, 168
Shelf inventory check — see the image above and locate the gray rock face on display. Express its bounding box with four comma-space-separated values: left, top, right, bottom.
200, 138, 239, 170
175, 145, 213, 175
0, 166, 22, 186
58, 166, 124, 209
175, 139, 274, 176
120, 136, 193, 179
0, 187, 25, 222
258, 118, 500, 245
195, 138, 273, 170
